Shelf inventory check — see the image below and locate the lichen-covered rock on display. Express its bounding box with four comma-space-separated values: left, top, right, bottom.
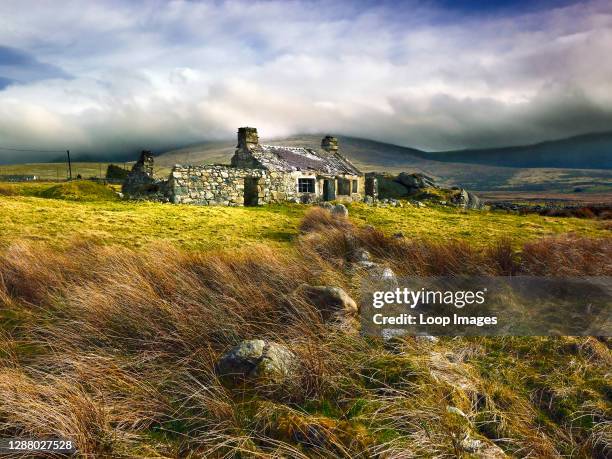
396, 172, 438, 190
217, 339, 298, 387
451, 188, 484, 209
296, 285, 358, 319
350, 248, 371, 262
331, 203, 349, 217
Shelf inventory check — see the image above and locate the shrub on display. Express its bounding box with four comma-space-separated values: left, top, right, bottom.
105, 164, 129, 180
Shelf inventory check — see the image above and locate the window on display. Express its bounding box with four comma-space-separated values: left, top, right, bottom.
337, 178, 350, 195
298, 178, 315, 193
352, 179, 358, 193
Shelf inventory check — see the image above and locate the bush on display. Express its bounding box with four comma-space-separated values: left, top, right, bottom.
105, 164, 129, 180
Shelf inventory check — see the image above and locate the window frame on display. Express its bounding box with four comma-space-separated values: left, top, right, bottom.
337, 178, 351, 196
297, 177, 315, 193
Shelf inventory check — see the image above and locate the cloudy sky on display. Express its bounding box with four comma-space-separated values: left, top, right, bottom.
0, 0, 611, 161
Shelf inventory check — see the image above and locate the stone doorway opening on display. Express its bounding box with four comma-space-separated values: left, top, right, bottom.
323, 179, 336, 201
244, 177, 260, 206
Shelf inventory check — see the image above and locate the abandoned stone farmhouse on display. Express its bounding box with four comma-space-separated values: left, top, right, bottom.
123, 127, 374, 206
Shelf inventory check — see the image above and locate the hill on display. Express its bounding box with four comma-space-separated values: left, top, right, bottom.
428, 131, 612, 169
156, 134, 612, 192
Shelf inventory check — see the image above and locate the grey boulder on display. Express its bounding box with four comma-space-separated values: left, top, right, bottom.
217, 339, 298, 386
331, 203, 348, 217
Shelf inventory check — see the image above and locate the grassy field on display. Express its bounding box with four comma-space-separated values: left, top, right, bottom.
0, 196, 610, 457
0, 162, 174, 181
0, 181, 609, 251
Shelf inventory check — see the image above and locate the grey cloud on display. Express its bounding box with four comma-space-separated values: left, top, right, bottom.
0, 46, 69, 87
0, 0, 610, 161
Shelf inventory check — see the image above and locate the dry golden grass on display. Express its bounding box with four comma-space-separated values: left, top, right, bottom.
0, 208, 610, 457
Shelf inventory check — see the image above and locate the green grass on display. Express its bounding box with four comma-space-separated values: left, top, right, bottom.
0, 162, 171, 180
0, 182, 608, 250
38, 181, 120, 201
0, 186, 609, 457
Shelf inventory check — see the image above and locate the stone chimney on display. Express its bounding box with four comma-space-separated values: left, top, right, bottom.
321, 135, 338, 153
134, 150, 154, 177
237, 127, 259, 149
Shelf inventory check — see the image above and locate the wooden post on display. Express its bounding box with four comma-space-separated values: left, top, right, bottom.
67, 150, 72, 180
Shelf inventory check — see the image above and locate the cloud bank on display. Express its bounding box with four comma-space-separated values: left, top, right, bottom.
0, 0, 611, 161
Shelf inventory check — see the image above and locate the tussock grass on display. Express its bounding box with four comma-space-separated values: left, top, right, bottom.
37, 180, 119, 202
0, 208, 610, 456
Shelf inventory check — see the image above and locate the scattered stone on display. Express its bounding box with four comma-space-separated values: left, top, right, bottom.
356, 260, 377, 269
350, 248, 371, 262
461, 437, 483, 453
451, 188, 484, 209
397, 172, 438, 190
295, 285, 358, 320
363, 195, 374, 205
331, 203, 349, 217
318, 201, 333, 210
382, 328, 408, 341
415, 335, 439, 344
446, 406, 469, 420
414, 201, 426, 208
217, 339, 298, 387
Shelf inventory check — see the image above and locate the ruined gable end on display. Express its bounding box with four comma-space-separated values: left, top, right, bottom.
121, 150, 169, 201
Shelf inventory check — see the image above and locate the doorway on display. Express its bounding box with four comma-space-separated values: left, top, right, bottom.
244, 177, 260, 206
323, 179, 335, 201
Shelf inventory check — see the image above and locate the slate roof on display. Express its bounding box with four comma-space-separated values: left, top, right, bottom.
252, 145, 361, 175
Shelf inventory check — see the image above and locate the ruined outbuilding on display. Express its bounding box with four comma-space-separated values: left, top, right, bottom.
123, 127, 374, 206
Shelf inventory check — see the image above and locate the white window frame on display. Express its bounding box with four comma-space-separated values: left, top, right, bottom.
297, 177, 316, 193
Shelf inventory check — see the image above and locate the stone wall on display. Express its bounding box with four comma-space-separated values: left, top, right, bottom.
122, 151, 169, 202
167, 165, 311, 206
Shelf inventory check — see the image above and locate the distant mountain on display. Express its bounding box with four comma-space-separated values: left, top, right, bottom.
427, 131, 612, 169
156, 133, 612, 192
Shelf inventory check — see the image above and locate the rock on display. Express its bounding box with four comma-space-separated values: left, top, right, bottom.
364, 195, 374, 205
372, 266, 397, 282
318, 201, 333, 210
217, 339, 298, 387
451, 188, 484, 209
382, 328, 408, 341
446, 406, 469, 420
350, 248, 371, 262
461, 437, 483, 453
296, 285, 358, 319
331, 203, 348, 217
461, 436, 507, 458
300, 194, 315, 204
397, 172, 437, 190
414, 201, 426, 208
415, 335, 439, 344
356, 260, 377, 269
